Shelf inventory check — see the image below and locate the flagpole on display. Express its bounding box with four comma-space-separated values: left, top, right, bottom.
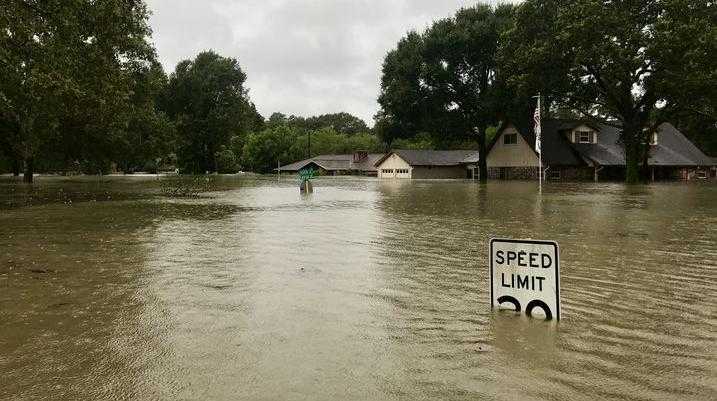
534, 93, 542, 192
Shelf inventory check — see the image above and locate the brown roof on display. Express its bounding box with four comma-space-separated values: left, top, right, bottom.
492, 118, 713, 167
277, 153, 384, 172
374, 149, 479, 167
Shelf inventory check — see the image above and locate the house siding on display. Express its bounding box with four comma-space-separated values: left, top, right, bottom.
488, 166, 539, 180
546, 167, 595, 181
487, 126, 540, 168
377, 154, 412, 179
376, 153, 470, 179
411, 166, 467, 179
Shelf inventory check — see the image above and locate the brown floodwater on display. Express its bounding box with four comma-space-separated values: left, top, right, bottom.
1, 175, 715, 400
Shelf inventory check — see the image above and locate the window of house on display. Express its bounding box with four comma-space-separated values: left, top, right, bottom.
503, 133, 518, 145
577, 130, 593, 143
550, 169, 561, 180
650, 132, 658, 145
382, 169, 394, 174
396, 169, 408, 174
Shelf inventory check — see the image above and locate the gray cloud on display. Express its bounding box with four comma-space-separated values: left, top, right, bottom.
146, 0, 510, 125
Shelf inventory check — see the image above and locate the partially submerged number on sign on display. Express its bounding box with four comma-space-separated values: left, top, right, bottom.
489, 238, 560, 320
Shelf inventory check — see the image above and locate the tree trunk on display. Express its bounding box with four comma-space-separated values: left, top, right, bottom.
623, 135, 643, 184
478, 130, 488, 183
622, 120, 646, 184
23, 156, 34, 183
11, 158, 20, 176
625, 151, 640, 184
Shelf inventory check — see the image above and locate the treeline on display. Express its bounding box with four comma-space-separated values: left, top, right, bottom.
375, 0, 716, 183
1, 1, 714, 183
0, 2, 381, 181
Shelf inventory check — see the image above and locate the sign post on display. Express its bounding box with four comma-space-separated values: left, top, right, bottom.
489, 238, 560, 320
298, 168, 316, 193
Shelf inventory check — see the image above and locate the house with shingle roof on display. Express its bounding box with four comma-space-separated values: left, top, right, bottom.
277, 152, 385, 176
278, 149, 482, 179
373, 149, 480, 179
486, 118, 715, 181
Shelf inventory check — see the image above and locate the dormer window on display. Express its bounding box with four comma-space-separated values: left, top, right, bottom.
576, 130, 594, 144
503, 133, 518, 145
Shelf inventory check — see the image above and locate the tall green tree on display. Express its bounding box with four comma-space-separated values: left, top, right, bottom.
502, 0, 716, 183
303, 113, 369, 135
160, 51, 262, 174
266, 112, 370, 136
656, 0, 717, 156
377, 3, 518, 182
242, 125, 298, 173
114, 61, 176, 173
0, 0, 157, 182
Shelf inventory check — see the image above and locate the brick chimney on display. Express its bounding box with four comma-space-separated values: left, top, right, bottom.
353, 151, 368, 163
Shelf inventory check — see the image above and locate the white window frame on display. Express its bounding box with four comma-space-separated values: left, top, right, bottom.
503, 133, 518, 145
577, 130, 593, 144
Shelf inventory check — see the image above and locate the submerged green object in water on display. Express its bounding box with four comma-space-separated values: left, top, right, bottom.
298, 168, 316, 192
1, 176, 715, 400
298, 168, 317, 182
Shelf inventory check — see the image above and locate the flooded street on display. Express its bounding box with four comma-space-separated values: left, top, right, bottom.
1, 176, 715, 400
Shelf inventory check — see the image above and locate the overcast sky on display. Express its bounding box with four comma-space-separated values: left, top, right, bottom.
146, 0, 510, 125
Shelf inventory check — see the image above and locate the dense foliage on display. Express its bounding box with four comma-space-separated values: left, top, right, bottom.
500, 0, 716, 182
241, 126, 382, 173
159, 51, 264, 174
1, 1, 713, 182
378, 1, 716, 182
377, 4, 520, 181
0, 0, 161, 182
266, 112, 369, 136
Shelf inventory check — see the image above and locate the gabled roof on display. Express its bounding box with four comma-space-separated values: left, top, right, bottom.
569, 122, 624, 166
650, 123, 713, 166
276, 159, 320, 171
374, 149, 478, 167
354, 153, 385, 171
277, 153, 385, 172
491, 118, 712, 167
462, 151, 481, 164
489, 118, 587, 166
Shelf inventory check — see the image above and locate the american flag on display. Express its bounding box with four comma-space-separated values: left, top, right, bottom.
534, 96, 542, 155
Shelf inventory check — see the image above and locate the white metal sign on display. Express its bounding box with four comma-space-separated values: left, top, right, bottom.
490, 238, 560, 320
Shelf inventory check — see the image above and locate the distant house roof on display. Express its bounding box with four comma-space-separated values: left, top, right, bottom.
374, 149, 479, 167
491, 118, 712, 167
277, 153, 384, 172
